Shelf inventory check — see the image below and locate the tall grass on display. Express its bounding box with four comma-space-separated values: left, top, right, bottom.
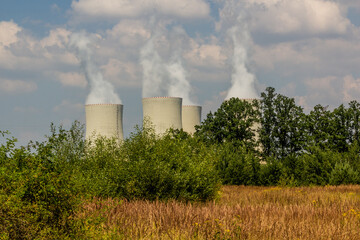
77, 185, 360, 239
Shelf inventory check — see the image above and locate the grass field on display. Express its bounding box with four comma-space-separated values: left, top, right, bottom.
77, 185, 360, 239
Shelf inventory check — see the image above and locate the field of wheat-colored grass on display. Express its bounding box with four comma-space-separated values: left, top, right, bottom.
76, 185, 360, 239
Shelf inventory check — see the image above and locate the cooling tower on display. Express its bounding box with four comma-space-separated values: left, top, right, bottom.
182, 105, 202, 134
85, 104, 124, 141
142, 97, 182, 135
242, 98, 261, 146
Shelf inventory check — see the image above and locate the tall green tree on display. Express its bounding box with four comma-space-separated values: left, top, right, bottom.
306, 104, 332, 149
348, 100, 360, 144
195, 97, 260, 150
330, 104, 352, 152
260, 87, 307, 158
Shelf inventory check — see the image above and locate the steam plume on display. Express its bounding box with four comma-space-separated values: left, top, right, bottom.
69, 32, 121, 104
140, 31, 167, 98
140, 24, 194, 104
167, 55, 193, 105
222, 1, 258, 100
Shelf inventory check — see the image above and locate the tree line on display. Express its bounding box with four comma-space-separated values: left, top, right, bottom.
195, 87, 360, 186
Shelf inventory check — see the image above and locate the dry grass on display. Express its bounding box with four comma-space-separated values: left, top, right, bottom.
76, 185, 360, 239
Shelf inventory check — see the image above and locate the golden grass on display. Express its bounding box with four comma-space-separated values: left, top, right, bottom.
76, 185, 360, 239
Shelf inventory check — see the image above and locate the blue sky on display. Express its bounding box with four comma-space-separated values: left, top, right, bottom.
1, 0, 360, 145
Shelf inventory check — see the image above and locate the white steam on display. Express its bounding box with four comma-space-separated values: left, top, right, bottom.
167, 56, 193, 105
69, 32, 121, 104
222, 1, 258, 100
140, 25, 194, 105
140, 31, 167, 98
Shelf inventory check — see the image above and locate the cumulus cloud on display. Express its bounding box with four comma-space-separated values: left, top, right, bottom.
343, 75, 360, 102
41, 28, 71, 48
249, 0, 350, 35
101, 59, 140, 87
292, 75, 360, 111
252, 42, 318, 72
71, 0, 210, 21
55, 72, 87, 88
0, 21, 21, 47
0, 79, 37, 93
105, 20, 150, 47
184, 43, 226, 68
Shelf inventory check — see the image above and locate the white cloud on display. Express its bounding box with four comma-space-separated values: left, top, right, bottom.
0, 79, 37, 93
105, 20, 150, 47
249, 0, 350, 35
0, 21, 21, 47
336, 0, 360, 10
41, 28, 71, 48
292, 75, 360, 111
71, 0, 210, 21
253, 42, 318, 72
55, 72, 87, 88
343, 75, 360, 102
101, 58, 140, 87
185, 42, 227, 68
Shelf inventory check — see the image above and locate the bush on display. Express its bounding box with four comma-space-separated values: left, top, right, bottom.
76, 125, 221, 201
259, 158, 284, 186
329, 162, 359, 185
0, 131, 81, 239
297, 147, 337, 185
215, 142, 261, 185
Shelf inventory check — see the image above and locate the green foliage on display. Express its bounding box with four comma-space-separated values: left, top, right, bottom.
195, 97, 260, 150
215, 142, 260, 185
259, 159, 284, 186
0, 129, 81, 239
77, 124, 221, 201
306, 104, 333, 149
297, 147, 338, 185
329, 162, 359, 185
260, 87, 307, 158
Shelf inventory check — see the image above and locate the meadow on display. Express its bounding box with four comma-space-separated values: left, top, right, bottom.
77, 185, 360, 240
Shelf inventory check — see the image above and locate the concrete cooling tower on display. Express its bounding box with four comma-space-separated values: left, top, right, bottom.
85, 104, 124, 141
242, 98, 261, 145
182, 105, 202, 134
142, 97, 182, 135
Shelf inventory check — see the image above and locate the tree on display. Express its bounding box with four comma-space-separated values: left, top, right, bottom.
260, 87, 307, 158
348, 100, 360, 144
195, 97, 260, 150
306, 104, 332, 149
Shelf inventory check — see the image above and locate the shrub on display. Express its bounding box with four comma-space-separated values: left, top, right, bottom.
0, 130, 81, 239
215, 142, 261, 185
259, 158, 284, 186
329, 162, 359, 185
76, 125, 221, 201
298, 147, 338, 185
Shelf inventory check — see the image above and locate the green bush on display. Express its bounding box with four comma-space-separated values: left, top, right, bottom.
215, 142, 261, 185
259, 158, 284, 186
0, 131, 81, 239
297, 147, 337, 185
76, 125, 221, 201
329, 162, 359, 185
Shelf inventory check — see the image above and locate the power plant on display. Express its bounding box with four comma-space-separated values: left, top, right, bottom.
142, 97, 183, 135
242, 98, 261, 143
85, 104, 124, 141
83, 97, 263, 141
182, 105, 202, 134
85, 97, 202, 141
